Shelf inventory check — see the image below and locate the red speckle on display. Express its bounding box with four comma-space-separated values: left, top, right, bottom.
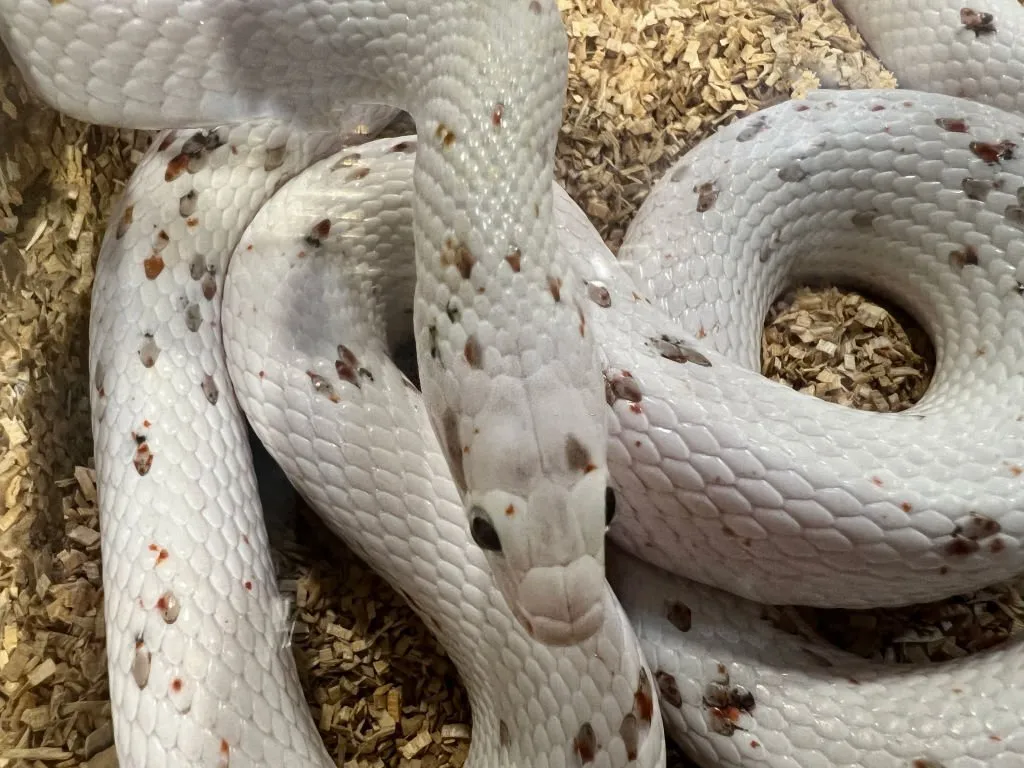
171, 678, 183, 692
156, 595, 169, 610
246, 244, 253, 251
258, 371, 265, 378
871, 476, 884, 486
242, 534, 250, 545
750, 740, 760, 748
143, 420, 151, 428
629, 403, 642, 414
148, 544, 169, 564
244, 580, 253, 591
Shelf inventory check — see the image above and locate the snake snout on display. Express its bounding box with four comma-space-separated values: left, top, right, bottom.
516, 555, 605, 646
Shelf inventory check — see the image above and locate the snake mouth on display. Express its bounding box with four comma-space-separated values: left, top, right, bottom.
515, 556, 606, 646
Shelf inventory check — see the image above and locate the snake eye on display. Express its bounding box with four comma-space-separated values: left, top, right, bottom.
605, 487, 616, 527
470, 510, 502, 553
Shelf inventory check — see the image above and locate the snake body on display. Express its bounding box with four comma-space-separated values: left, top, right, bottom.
3, 0, 1024, 766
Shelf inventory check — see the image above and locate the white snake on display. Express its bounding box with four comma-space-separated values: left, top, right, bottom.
3, 0, 1024, 766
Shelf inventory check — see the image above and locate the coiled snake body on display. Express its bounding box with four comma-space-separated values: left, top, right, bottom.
2, 0, 1024, 766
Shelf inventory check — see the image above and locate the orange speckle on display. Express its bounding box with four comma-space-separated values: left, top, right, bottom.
186, 216, 199, 228
143, 420, 151, 428
504, 504, 515, 516
171, 678, 183, 692
900, 502, 912, 512
1009, 464, 1022, 476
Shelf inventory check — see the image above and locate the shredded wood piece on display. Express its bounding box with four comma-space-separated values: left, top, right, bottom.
1, 4, 1021, 768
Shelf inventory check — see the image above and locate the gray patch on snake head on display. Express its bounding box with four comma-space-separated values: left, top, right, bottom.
655, 670, 682, 708
651, 335, 711, 367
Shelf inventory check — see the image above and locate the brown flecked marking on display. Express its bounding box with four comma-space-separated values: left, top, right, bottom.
871, 476, 884, 486
165, 153, 190, 181
634, 668, 654, 723
264, 145, 286, 171
961, 7, 995, 34
116, 204, 134, 239
694, 181, 718, 212
347, 166, 370, 181
391, 140, 416, 153
505, 248, 522, 272
912, 760, 945, 768
133, 432, 153, 475
651, 335, 712, 367
144, 253, 165, 280
655, 670, 682, 708
435, 123, 456, 148
492, 103, 504, 126
441, 237, 476, 279
156, 591, 180, 623
244, 580, 253, 591
900, 502, 912, 513
499, 720, 511, 747
945, 535, 980, 557
201, 374, 219, 405
179, 189, 198, 217
794, 104, 810, 112
336, 344, 371, 388
528, 0, 541, 12
218, 738, 230, 768
464, 335, 483, 368
586, 281, 611, 307
936, 117, 969, 133
1009, 463, 1022, 476
201, 272, 217, 300
870, 104, 885, 112
170, 678, 183, 693
306, 218, 331, 248
184, 303, 203, 332
619, 713, 639, 760
132, 638, 151, 688
307, 371, 340, 403
666, 600, 692, 632
428, 324, 440, 359
147, 544, 170, 565
604, 369, 642, 405
970, 140, 1015, 164
962, 177, 1001, 200
950, 245, 979, 269
573, 722, 596, 764
186, 216, 199, 229
953, 511, 1001, 540
565, 435, 596, 473
547, 276, 562, 302
504, 504, 515, 517
441, 409, 467, 491
577, 304, 587, 337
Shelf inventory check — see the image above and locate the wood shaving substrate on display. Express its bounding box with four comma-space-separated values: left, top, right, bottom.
0, 3, 1020, 768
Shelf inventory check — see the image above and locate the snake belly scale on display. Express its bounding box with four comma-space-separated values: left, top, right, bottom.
2, 0, 1024, 767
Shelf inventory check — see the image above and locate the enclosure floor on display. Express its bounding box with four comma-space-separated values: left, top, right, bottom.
4, 3, 1015, 768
